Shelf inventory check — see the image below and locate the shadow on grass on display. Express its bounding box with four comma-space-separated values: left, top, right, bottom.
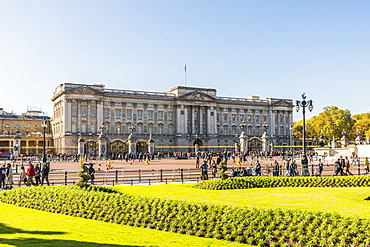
0, 238, 144, 247
0, 223, 144, 247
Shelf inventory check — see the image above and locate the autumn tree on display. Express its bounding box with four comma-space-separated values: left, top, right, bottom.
352, 113, 370, 140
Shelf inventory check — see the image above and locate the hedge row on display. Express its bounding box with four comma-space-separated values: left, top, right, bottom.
194, 176, 370, 190
1, 186, 370, 247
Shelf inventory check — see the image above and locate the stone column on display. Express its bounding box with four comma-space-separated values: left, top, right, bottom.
262, 132, 269, 152
331, 137, 337, 149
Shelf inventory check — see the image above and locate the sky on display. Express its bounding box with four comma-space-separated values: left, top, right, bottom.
1, 0, 370, 121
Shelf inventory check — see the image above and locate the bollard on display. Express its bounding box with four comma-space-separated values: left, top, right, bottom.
115, 170, 118, 183
64, 171, 68, 185
149, 179, 151, 185
180, 168, 184, 183
112, 180, 115, 186
131, 179, 133, 186
160, 169, 163, 182
165, 178, 167, 184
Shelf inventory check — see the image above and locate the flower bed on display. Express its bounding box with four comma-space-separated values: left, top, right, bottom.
194, 176, 370, 190
1, 185, 370, 246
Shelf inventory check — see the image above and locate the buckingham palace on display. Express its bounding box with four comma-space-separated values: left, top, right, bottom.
51, 83, 293, 155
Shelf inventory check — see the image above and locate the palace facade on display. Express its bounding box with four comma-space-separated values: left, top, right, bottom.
51, 83, 293, 154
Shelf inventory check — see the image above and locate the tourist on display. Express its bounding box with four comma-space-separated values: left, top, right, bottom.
364, 157, 369, 175
317, 159, 324, 176
200, 160, 209, 180
18, 166, 26, 187
0, 165, 6, 188
254, 160, 261, 176
34, 163, 41, 186
26, 162, 36, 186
334, 158, 342, 176
41, 162, 50, 186
88, 163, 95, 185
344, 156, 353, 175
5, 163, 13, 189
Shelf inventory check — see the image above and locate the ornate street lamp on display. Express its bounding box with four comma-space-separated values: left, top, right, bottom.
290, 123, 293, 153
262, 121, 269, 134
240, 121, 247, 133
295, 93, 313, 175
41, 118, 47, 163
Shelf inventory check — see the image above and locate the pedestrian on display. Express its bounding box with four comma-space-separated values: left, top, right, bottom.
334, 158, 341, 176
364, 157, 370, 175
41, 162, 50, 186
26, 162, 36, 186
88, 163, 95, 185
273, 160, 280, 176
200, 160, 209, 180
317, 159, 324, 176
5, 163, 13, 189
34, 163, 41, 186
18, 166, 27, 187
344, 156, 353, 175
0, 165, 6, 188
254, 160, 261, 176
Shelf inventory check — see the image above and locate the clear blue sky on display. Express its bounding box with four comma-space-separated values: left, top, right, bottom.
1, 0, 370, 121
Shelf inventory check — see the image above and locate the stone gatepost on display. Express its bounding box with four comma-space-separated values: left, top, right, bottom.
13, 134, 21, 158
262, 132, 269, 152
147, 134, 155, 154
98, 133, 107, 158
77, 133, 85, 157
331, 136, 337, 149
194, 144, 199, 153
239, 132, 248, 152
128, 133, 136, 154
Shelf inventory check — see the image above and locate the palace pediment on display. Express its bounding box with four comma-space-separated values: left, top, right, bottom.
67, 85, 102, 95
177, 90, 216, 102
270, 99, 293, 107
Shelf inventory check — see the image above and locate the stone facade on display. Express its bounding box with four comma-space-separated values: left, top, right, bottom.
51, 83, 293, 154
0, 108, 52, 157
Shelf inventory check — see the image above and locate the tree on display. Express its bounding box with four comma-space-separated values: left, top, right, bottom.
352, 113, 370, 140
310, 106, 354, 141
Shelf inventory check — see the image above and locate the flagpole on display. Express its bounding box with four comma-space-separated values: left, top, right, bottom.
184, 61, 187, 86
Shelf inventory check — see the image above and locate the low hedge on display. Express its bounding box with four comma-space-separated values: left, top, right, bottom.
1, 186, 370, 247
194, 176, 370, 190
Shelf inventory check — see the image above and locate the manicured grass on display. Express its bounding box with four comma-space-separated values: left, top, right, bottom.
114, 183, 370, 218
0, 202, 249, 247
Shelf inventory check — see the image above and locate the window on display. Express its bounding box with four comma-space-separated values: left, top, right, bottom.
5, 124, 10, 128
148, 125, 153, 134
90, 125, 95, 133
104, 109, 109, 118
15, 124, 20, 128
256, 115, 259, 122
169, 125, 173, 134
137, 126, 142, 134
248, 115, 252, 121
138, 110, 143, 120
223, 126, 228, 135
91, 109, 96, 117
127, 110, 132, 118
168, 112, 173, 120
34, 125, 39, 128
224, 114, 227, 121
25, 125, 30, 128
116, 125, 121, 134
115, 109, 121, 118
81, 124, 86, 133
148, 111, 153, 119
72, 108, 77, 116
240, 115, 244, 121
81, 108, 87, 116
158, 125, 163, 134
264, 116, 267, 122
232, 115, 236, 122
72, 124, 77, 133
158, 111, 163, 120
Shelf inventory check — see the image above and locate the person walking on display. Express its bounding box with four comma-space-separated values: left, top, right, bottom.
18, 166, 27, 187
364, 157, 370, 175
5, 163, 13, 189
254, 160, 261, 176
344, 156, 353, 175
0, 165, 6, 189
88, 163, 95, 185
200, 160, 209, 180
26, 162, 36, 186
41, 162, 50, 186
317, 159, 324, 176
34, 163, 41, 186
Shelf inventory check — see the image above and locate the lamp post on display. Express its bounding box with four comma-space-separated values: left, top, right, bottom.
290, 123, 293, 153
41, 118, 47, 163
295, 93, 313, 176
262, 121, 269, 151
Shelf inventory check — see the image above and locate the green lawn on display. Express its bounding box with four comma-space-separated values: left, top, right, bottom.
0, 202, 249, 247
115, 183, 370, 219
1, 183, 369, 246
